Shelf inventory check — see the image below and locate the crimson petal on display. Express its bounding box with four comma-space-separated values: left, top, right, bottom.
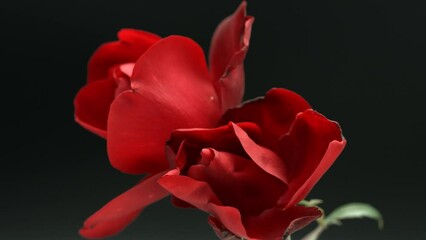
160, 170, 247, 238
207, 203, 247, 239
231, 123, 288, 184
221, 88, 311, 149
168, 122, 261, 160
244, 206, 321, 240
107, 36, 221, 174
79, 171, 169, 239
87, 29, 160, 82
209, 1, 254, 112
74, 78, 116, 138
278, 110, 346, 208
158, 170, 221, 212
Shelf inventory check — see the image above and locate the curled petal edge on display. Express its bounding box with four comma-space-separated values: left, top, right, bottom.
79, 171, 169, 239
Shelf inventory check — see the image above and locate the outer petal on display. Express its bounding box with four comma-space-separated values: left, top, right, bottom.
87, 29, 161, 82
221, 88, 311, 149
206, 206, 320, 240
79, 171, 169, 239
74, 64, 133, 138
159, 163, 249, 239
74, 78, 116, 138
158, 170, 222, 212
278, 110, 346, 208
107, 36, 221, 174
244, 206, 321, 240
207, 203, 247, 240
209, 1, 254, 112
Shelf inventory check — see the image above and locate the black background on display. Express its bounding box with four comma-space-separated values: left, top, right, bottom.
1, 0, 425, 239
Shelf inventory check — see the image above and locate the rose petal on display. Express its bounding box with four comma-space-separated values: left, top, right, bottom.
172, 140, 202, 173
75, 63, 134, 138
107, 36, 221, 174
112, 63, 134, 96
200, 149, 285, 217
87, 29, 160, 82
244, 206, 321, 240
209, 1, 254, 112
168, 122, 261, 160
277, 109, 346, 207
207, 203, 247, 240
285, 140, 346, 208
74, 78, 116, 138
231, 123, 289, 184
158, 170, 221, 212
79, 171, 169, 239
221, 88, 311, 149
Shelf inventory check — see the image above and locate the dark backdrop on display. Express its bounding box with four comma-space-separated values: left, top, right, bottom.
1, 0, 425, 239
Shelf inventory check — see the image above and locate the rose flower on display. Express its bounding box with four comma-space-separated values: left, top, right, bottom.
74, 1, 253, 175
159, 88, 346, 240
75, 2, 254, 239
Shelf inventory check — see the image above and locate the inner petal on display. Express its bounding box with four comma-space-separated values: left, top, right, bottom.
112, 63, 135, 97
196, 150, 286, 217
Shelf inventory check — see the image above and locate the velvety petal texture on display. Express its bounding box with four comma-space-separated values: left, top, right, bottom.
160, 88, 345, 240
107, 36, 221, 175
75, 2, 252, 174
277, 109, 346, 207
74, 77, 116, 138
209, 1, 254, 112
74, 29, 160, 138
87, 29, 161, 82
220, 88, 311, 148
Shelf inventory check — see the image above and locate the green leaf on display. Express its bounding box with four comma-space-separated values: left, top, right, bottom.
299, 199, 323, 207
324, 202, 384, 229
301, 202, 384, 240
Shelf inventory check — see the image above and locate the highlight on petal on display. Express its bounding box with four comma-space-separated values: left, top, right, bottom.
88, 29, 161, 82
221, 88, 311, 149
209, 1, 254, 112
107, 36, 221, 174
79, 171, 168, 239
277, 109, 346, 207
168, 122, 262, 160
74, 78, 116, 138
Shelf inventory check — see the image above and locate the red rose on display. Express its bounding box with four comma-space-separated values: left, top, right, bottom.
159, 88, 346, 240
74, 1, 253, 175
77, 2, 254, 239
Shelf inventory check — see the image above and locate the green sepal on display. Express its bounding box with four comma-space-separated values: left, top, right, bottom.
301, 202, 383, 240
324, 202, 384, 229
299, 199, 323, 207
